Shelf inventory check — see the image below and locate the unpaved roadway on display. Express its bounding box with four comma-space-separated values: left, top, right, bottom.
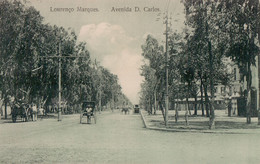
0, 110, 260, 164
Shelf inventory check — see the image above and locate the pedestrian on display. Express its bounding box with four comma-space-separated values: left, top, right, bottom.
32, 104, 37, 121
228, 98, 232, 117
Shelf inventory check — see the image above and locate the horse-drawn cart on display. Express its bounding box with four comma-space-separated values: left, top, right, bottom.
80, 101, 96, 124
134, 104, 140, 113
11, 100, 31, 123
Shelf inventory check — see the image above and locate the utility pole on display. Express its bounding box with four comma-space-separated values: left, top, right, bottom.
58, 42, 62, 121
39, 42, 88, 121
164, 11, 169, 127
93, 60, 102, 114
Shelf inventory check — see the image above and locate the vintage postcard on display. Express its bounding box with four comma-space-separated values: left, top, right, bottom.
1, 0, 260, 163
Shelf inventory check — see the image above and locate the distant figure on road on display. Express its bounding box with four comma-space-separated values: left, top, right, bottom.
228, 99, 232, 117
122, 107, 129, 114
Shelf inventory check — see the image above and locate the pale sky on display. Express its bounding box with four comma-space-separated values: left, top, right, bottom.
28, 0, 185, 104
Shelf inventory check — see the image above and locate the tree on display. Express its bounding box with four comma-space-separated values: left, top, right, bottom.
168, 32, 186, 121
216, 0, 259, 123
0, 0, 126, 116
140, 64, 157, 114
0, 0, 48, 109
140, 35, 166, 118
183, 0, 232, 129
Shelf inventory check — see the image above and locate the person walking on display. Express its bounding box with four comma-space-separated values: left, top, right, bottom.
32, 104, 37, 121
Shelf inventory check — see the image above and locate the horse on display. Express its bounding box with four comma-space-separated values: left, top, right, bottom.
121, 107, 129, 114
11, 103, 30, 122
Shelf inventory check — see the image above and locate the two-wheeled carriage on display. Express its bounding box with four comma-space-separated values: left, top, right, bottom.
80, 101, 96, 124
134, 104, 140, 113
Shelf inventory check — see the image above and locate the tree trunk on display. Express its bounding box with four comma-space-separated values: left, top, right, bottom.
193, 93, 198, 116
209, 100, 215, 129
204, 84, 210, 117
208, 33, 215, 129
258, 105, 260, 125
154, 91, 157, 115
246, 63, 252, 124
0, 99, 3, 117
159, 101, 166, 122
175, 102, 178, 123
0, 100, 2, 119
186, 83, 190, 126
258, 54, 260, 124
258, 16, 260, 125
148, 97, 152, 115
200, 77, 204, 116
185, 97, 189, 126
172, 100, 175, 111
4, 100, 7, 119
188, 105, 192, 116
99, 89, 102, 114
112, 93, 114, 112
156, 99, 159, 115
158, 91, 166, 122
150, 96, 153, 114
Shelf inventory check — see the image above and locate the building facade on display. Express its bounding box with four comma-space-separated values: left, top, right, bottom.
214, 57, 259, 116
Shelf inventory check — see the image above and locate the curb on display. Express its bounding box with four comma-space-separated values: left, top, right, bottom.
140, 110, 252, 134
140, 109, 148, 128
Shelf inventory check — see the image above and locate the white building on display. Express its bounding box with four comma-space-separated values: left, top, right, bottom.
214, 57, 259, 116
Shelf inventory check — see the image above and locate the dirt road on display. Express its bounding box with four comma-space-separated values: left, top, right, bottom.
1, 110, 260, 164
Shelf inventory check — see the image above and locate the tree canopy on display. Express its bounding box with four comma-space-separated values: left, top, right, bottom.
0, 0, 129, 111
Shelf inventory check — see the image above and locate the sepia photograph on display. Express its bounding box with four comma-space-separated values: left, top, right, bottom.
0, 0, 260, 163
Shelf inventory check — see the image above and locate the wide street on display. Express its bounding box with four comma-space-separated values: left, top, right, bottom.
1, 110, 260, 164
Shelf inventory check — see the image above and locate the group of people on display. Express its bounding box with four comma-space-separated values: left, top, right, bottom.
11, 99, 44, 122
